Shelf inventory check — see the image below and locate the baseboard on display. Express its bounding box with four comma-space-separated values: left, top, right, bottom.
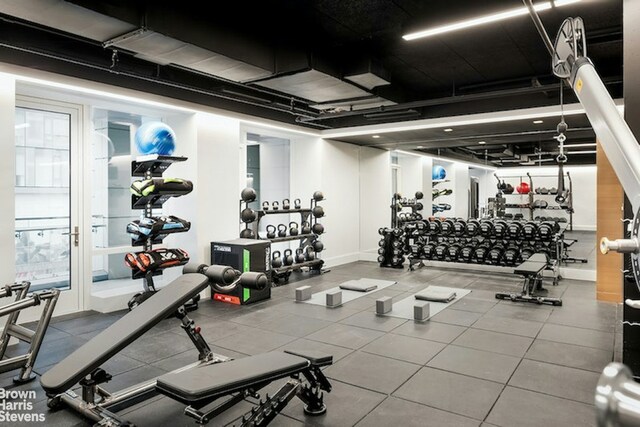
359, 252, 379, 262
559, 267, 596, 281
570, 225, 597, 231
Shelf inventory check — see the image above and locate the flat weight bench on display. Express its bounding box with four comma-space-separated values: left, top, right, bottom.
41, 265, 332, 427
495, 253, 563, 306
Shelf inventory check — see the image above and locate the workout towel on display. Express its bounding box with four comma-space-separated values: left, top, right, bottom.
339, 280, 378, 292
415, 286, 457, 303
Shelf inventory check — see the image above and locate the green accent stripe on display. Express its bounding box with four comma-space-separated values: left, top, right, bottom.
243, 249, 250, 272
243, 288, 251, 302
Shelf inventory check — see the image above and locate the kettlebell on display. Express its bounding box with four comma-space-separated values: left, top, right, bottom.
313, 240, 324, 252
241, 207, 257, 223
272, 201, 280, 211
301, 221, 311, 235
272, 251, 283, 268
312, 206, 324, 218
282, 198, 291, 210
277, 224, 287, 237
313, 191, 324, 201
240, 228, 255, 239
312, 223, 324, 234
415, 191, 424, 200
262, 201, 270, 211
305, 246, 316, 261
266, 224, 276, 239
294, 198, 301, 209
283, 249, 294, 266
295, 248, 306, 263
289, 221, 299, 236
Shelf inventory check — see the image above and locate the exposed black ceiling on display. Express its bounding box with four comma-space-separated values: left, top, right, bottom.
0, 0, 622, 164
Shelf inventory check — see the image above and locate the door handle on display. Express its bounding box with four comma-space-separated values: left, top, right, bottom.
62, 226, 79, 247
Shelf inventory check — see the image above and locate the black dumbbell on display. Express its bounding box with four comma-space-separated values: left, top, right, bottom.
312, 206, 324, 218
240, 227, 255, 239
493, 220, 508, 238
441, 219, 454, 236
446, 243, 462, 261
520, 245, 536, 261
537, 222, 554, 240
241, 207, 257, 223
422, 243, 436, 260
459, 242, 477, 263
427, 218, 441, 234
378, 247, 386, 255
313, 240, 324, 252
472, 244, 490, 264
486, 243, 505, 265
508, 222, 523, 239
415, 191, 424, 200
503, 246, 520, 266
522, 222, 538, 240
434, 242, 449, 261
312, 223, 324, 235
378, 238, 386, 247
466, 220, 480, 236
480, 220, 494, 237
453, 219, 467, 236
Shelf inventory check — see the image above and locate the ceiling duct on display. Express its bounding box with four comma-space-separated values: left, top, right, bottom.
344, 58, 391, 90
105, 28, 272, 82
311, 96, 396, 112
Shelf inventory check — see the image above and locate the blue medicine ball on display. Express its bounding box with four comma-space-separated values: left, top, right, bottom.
432, 165, 447, 180
135, 122, 176, 155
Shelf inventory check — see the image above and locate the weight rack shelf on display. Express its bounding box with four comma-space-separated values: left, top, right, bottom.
272, 258, 324, 274
263, 233, 317, 243
260, 209, 312, 215
131, 155, 187, 177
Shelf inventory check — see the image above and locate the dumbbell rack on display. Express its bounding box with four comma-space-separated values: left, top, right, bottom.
391, 193, 424, 228
239, 195, 325, 284
494, 172, 535, 220
129, 155, 191, 297
405, 218, 562, 285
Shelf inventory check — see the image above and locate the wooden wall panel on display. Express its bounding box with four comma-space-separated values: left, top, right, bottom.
597, 141, 624, 302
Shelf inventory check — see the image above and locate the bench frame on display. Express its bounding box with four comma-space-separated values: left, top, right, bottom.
47, 307, 332, 427
495, 254, 563, 306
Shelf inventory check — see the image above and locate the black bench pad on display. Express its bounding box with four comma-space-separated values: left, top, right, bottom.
514, 261, 546, 275
156, 352, 310, 405
284, 350, 332, 366
41, 273, 209, 395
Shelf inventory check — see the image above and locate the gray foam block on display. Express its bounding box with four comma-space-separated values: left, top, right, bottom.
376, 296, 393, 314
295, 286, 312, 302
414, 301, 430, 322
326, 290, 342, 308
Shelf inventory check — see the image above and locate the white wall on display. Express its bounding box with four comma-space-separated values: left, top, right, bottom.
422, 157, 433, 216
398, 154, 423, 196
495, 165, 597, 230
359, 147, 391, 260
454, 163, 470, 218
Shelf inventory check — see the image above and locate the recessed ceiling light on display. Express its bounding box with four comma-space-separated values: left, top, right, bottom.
402, 0, 581, 41
444, 128, 453, 132
478, 141, 486, 145
416, 146, 424, 148
533, 120, 544, 124
372, 135, 381, 138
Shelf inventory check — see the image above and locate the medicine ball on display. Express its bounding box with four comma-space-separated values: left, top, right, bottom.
135, 122, 176, 155
415, 191, 424, 200
240, 187, 257, 202
313, 191, 324, 201
516, 182, 530, 194
503, 183, 514, 194
432, 165, 447, 180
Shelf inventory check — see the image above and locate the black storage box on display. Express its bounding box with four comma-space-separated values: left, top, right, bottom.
210, 238, 271, 305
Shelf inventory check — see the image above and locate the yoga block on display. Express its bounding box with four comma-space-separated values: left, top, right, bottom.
326, 290, 342, 308
414, 301, 430, 321
295, 286, 312, 302
376, 296, 393, 314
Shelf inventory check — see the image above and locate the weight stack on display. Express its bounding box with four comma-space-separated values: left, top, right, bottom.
210, 238, 272, 305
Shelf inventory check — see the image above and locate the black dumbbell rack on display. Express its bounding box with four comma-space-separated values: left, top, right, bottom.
129, 155, 190, 290
404, 218, 563, 284
377, 228, 406, 269
391, 193, 424, 228
239, 194, 325, 284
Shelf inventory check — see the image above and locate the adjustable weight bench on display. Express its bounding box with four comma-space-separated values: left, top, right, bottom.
40, 265, 332, 426
495, 253, 563, 306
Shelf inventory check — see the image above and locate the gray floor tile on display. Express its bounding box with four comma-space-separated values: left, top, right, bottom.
214, 328, 297, 355
485, 302, 553, 322
392, 320, 467, 343
449, 297, 498, 313
453, 328, 533, 357
525, 339, 613, 372
356, 396, 479, 427
431, 308, 482, 327
258, 313, 333, 337
282, 378, 387, 426
427, 345, 521, 383
486, 386, 596, 427
537, 324, 614, 351
546, 303, 616, 332
151, 346, 248, 372
29, 336, 87, 371
51, 313, 119, 336
324, 351, 420, 394
276, 338, 354, 362
306, 323, 385, 349
227, 307, 289, 326
508, 359, 600, 404
121, 330, 195, 364
393, 367, 503, 420
278, 302, 361, 322
472, 315, 543, 338
341, 297, 377, 311
361, 333, 446, 365
103, 364, 168, 393
340, 311, 407, 332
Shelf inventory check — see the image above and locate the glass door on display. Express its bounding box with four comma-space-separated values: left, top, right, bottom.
14, 98, 82, 314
